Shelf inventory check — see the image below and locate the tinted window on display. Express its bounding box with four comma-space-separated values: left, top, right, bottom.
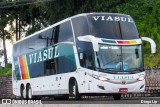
56, 56, 76, 74
72, 16, 90, 37
76, 41, 95, 70
80, 50, 94, 70
38, 28, 54, 47
65, 56, 76, 73
13, 28, 53, 57
87, 14, 139, 40
56, 56, 66, 74
54, 21, 74, 43
29, 62, 44, 78
44, 59, 56, 76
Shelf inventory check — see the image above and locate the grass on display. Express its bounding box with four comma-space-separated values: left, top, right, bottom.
0, 64, 12, 76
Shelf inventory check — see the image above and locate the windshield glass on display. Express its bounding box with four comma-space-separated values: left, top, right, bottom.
87, 14, 139, 39
97, 44, 143, 72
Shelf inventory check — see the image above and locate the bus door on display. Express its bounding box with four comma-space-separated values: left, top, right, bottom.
79, 51, 95, 92
47, 59, 59, 95
49, 57, 67, 94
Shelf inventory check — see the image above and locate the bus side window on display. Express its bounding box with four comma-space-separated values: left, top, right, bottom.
55, 56, 66, 74
44, 59, 57, 76
54, 26, 59, 44
65, 56, 76, 73
53, 56, 76, 74
54, 21, 74, 44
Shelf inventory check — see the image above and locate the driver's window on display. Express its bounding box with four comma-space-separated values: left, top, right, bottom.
80, 51, 94, 70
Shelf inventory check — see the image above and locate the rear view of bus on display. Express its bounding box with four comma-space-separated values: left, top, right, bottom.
72, 13, 156, 100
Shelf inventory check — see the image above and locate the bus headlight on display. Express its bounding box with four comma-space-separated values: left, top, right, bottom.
98, 76, 109, 81
91, 74, 110, 81
137, 76, 145, 81
91, 74, 109, 81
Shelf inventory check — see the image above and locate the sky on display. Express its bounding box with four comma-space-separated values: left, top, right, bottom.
0, 40, 13, 66
0, 23, 14, 66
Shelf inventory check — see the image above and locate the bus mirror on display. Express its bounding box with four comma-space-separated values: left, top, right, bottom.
77, 35, 99, 52
135, 49, 139, 59
141, 37, 156, 54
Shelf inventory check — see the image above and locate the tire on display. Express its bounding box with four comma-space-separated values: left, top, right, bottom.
21, 86, 26, 99
113, 94, 121, 100
54, 94, 69, 100
27, 85, 33, 100
70, 80, 81, 100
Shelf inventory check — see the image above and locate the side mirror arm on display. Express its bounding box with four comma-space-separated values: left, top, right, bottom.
77, 35, 99, 52
141, 37, 156, 54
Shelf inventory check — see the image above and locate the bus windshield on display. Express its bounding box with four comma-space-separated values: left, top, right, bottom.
97, 44, 143, 73
87, 14, 139, 40
72, 14, 139, 40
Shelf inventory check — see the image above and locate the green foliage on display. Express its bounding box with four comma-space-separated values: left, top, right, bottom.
19, 0, 160, 67
0, 64, 12, 76
0, 0, 160, 67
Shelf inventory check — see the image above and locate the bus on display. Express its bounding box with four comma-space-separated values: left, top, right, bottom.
12, 13, 156, 100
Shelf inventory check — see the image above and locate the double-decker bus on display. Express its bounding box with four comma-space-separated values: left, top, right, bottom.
12, 13, 156, 100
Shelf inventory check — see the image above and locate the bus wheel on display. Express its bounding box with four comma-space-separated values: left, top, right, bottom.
27, 85, 33, 99
21, 86, 26, 99
71, 81, 81, 100
54, 95, 69, 100
113, 94, 121, 100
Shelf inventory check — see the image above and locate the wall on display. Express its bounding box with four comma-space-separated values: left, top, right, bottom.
0, 76, 15, 99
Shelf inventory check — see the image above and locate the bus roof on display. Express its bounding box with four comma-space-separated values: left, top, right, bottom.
13, 12, 130, 45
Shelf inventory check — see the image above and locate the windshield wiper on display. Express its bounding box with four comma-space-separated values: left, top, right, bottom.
104, 68, 121, 71
96, 67, 122, 73
96, 67, 143, 74
125, 68, 143, 72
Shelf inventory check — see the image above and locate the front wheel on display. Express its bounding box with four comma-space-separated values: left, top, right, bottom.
70, 80, 81, 100
113, 94, 121, 100
21, 87, 26, 99
54, 94, 69, 100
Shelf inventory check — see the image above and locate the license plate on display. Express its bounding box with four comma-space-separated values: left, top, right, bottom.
119, 88, 128, 92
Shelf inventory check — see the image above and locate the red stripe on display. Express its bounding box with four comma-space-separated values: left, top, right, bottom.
19, 56, 26, 79
117, 41, 130, 44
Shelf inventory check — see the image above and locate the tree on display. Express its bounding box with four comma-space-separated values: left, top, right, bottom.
0, 10, 9, 65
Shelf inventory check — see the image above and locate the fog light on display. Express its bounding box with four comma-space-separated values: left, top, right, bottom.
140, 84, 144, 89
98, 85, 105, 90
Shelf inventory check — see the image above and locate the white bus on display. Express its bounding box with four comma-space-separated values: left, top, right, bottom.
12, 13, 156, 100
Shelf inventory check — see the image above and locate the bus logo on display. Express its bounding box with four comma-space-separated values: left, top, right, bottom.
122, 81, 126, 85
113, 75, 134, 80
92, 16, 134, 23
